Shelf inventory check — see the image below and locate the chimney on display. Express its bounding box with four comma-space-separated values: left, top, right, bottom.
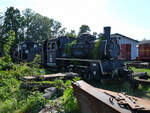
104, 27, 111, 40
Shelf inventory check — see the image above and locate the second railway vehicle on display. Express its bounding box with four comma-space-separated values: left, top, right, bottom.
42, 27, 133, 81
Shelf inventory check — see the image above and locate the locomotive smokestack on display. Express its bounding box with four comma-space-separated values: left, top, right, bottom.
104, 27, 111, 40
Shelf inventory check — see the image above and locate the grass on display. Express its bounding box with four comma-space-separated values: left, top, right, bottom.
131, 67, 150, 75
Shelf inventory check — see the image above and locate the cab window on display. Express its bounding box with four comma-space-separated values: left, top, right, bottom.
51, 43, 55, 50
47, 43, 50, 50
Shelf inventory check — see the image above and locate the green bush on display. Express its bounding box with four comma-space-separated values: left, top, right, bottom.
0, 59, 46, 113
61, 87, 79, 113
60, 77, 80, 113
65, 40, 77, 57
28, 54, 41, 68
93, 35, 105, 59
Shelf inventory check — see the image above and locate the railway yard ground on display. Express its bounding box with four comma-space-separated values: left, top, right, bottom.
0, 59, 150, 113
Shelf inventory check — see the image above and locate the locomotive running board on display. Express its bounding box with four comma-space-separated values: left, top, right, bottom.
72, 80, 150, 113
56, 58, 109, 75
56, 57, 100, 62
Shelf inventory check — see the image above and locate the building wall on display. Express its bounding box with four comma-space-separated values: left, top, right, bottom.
112, 34, 138, 60
119, 37, 138, 60
137, 43, 150, 61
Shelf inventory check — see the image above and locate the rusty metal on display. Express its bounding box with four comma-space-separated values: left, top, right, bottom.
72, 80, 150, 113
105, 92, 150, 112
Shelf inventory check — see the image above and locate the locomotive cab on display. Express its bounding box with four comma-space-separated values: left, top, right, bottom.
43, 39, 57, 67
42, 36, 75, 67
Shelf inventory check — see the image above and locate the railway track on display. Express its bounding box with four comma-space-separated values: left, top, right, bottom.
127, 61, 150, 69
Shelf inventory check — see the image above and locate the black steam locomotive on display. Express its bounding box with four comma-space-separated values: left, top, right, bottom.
12, 41, 42, 62
42, 27, 133, 80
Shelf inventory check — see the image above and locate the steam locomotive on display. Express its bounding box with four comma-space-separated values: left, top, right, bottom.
12, 41, 42, 62
42, 27, 133, 80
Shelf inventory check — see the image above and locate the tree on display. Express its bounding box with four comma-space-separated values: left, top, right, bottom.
23, 9, 52, 41
3, 30, 15, 63
3, 7, 24, 44
65, 30, 77, 38
0, 14, 4, 44
23, 9, 66, 41
50, 19, 66, 37
93, 32, 98, 37
25, 13, 52, 41
78, 25, 91, 35
0, 7, 66, 45
22, 8, 35, 40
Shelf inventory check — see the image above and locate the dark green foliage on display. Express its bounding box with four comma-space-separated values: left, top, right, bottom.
78, 25, 91, 35
93, 35, 105, 59
0, 7, 67, 47
65, 30, 77, 38
22, 9, 66, 41
3, 7, 24, 45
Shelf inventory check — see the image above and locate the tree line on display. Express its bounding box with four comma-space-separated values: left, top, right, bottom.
0, 7, 99, 55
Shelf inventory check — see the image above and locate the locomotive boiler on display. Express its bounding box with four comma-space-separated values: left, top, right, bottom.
42, 27, 133, 81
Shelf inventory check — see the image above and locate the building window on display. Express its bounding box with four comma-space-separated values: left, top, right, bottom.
23, 44, 27, 48
51, 43, 55, 50
34, 44, 37, 48
47, 43, 50, 50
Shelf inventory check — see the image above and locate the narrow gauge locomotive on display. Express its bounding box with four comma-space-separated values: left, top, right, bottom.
12, 41, 42, 62
42, 27, 133, 80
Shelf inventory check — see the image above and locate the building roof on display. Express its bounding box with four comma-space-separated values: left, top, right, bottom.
138, 40, 150, 44
111, 33, 138, 42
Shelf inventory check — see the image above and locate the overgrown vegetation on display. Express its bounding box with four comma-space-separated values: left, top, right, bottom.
0, 32, 47, 113
0, 62, 81, 113
61, 77, 80, 113
0, 29, 81, 113
65, 40, 77, 57
29, 77, 81, 113
131, 67, 150, 75
93, 35, 105, 59
0, 58, 47, 113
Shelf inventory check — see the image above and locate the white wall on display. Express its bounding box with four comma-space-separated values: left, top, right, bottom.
119, 37, 138, 60
112, 34, 138, 60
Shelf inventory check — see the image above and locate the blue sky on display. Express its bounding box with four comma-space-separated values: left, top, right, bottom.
0, 0, 150, 41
